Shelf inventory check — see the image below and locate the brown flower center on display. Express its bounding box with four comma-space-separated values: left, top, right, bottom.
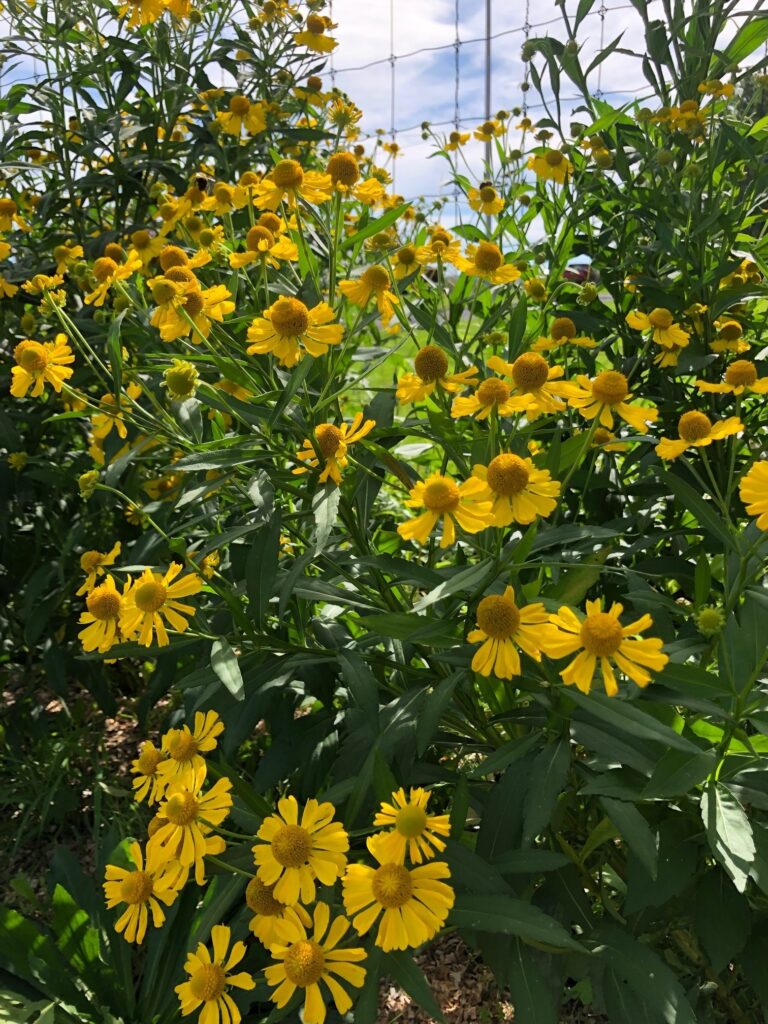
545, 149, 564, 167
725, 360, 756, 387
246, 225, 275, 251
512, 352, 549, 392
246, 876, 284, 917
397, 245, 416, 265
306, 13, 326, 34
315, 423, 343, 458
0, 198, 17, 217
474, 242, 503, 273
414, 345, 448, 382
361, 265, 390, 291
477, 377, 511, 406
86, 582, 122, 620
159, 246, 190, 271
648, 307, 673, 329
17, 341, 48, 373
258, 212, 282, 233
718, 320, 742, 342
137, 744, 163, 775
591, 370, 628, 406
550, 316, 576, 340
214, 184, 234, 206
284, 940, 326, 987
164, 790, 199, 826
422, 476, 460, 513
230, 94, 250, 115
271, 824, 313, 867
183, 290, 205, 318
189, 963, 227, 1002
580, 612, 623, 656
132, 230, 152, 250
372, 863, 413, 909
678, 410, 712, 442
272, 159, 304, 190
134, 579, 167, 613
270, 296, 310, 337
486, 454, 530, 496
479, 184, 497, 203
120, 870, 154, 905
93, 257, 118, 282
327, 152, 360, 187
476, 594, 521, 638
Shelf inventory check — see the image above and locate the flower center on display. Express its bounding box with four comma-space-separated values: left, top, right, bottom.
591, 370, 628, 406
214, 184, 234, 205
0, 198, 17, 217
104, 243, 125, 262
271, 824, 313, 867
87, 583, 122, 620
486, 454, 530, 496
132, 230, 152, 250
258, 212, 282, 233
477, 377, 511, 406
678, 410, 712, 442
183, 290, 205, 318
80, 550, 105, 573
718, 320, 742, 342
361, 265, 390, 291
246, 225, 275, 251
545, 149, 564, 167
648, 307, 673, 329
199, 229, 217, 249
372, 864, 413, 909
93, 257, 118, 282
315, 423, 343, 458
479, 184, 497, 202
479, 121, 495, 135
270, 296, 310, 337
151, 280, 178, 305
134, 579, 167, 613
189, 964, 227, 1003
246, 876, 284, 917
306, 13, 326, 34
395, 804, 428, 838
593, 428, 613, 446
432, 228, 452, 246
550, 316, 576, 340
397, 245, 416, 265
414, 345, 448, 382
580, 612, 623, 656
167, 731, 199, 763
164, 790, 199, 826
165, 363, 198, 397
307, 75, 323, 91
422, 476, 460, 513
449, 131, 461, 143
159, 246, 190, 271
120, 870, 154, 905
137, 745, 163, 774
725, 359, 756, 387
512, 352, 549, 391
327, 152, 360, 187
476, 594, 521, 638
230, 94, 250, 115
272, 159, 304, 190
284, 940, 326, 987
17, 342, 48, 373
474, 242, 503, 273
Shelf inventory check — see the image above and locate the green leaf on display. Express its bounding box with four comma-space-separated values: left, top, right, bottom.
210, 639, 244, 701
340, 203, 409, 253
246, 513, 281, 624
701, 782, 755, 893
522, 738, 570, 845
381, 951, 445, 1023
642, 748, 716, 799
600, 797, 658, 879
467, 733, 540, 779
416, 673, 460, 755
357, 611, 459, 647
312, 483, 340, 555
506, 939, 559, 1024
720, 17, 768, 66
567, 690, 700, 753
663, 472, 734, 548
411, 558, 493, 612
451, 894, 585, 953
106, 311, 125, 398
693, 869, 750, 973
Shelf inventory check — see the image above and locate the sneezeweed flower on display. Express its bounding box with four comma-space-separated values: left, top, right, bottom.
326, 152, 384, 204
229, 225, 297, 269
0, 274, 19, 298
293, 414, 376, 485
342, 836, 454, 951
474, 118, 505, 142
473, 453, 560, 525
79, 470, 100, 498
567, 370, 658, 433
150, 272, 235, 343
740, 461, 768, 530
655, 411, 742, 461
23, 273, 64, 296
294, 12, 338, 51
11, 336, 74, 399
591, 427, 628, 452
175, 924, 255, 1024
163, 359, 200, 401
451, 377, 520, 420
8, 452, 27, 471
416, 226, 462, 267
121, 563, 203, 648
548, 599, 668, 696
216, 94, 266, 136
119, 0, 166, 27
695, 605, 726, 637
127, 229, 165, 269
91, 383, 143, 440
247, 296, 343, 368
131, 739, 166, 804
528, 149, 573, 184
76, 540, 121, 595
339, 265, 399, 324
84, 254, 142, 306
396, 345, 478, 404
103, 842, 180, 944
397, 472, 494, 549
445, 129, 470, 150
468, 182, 505, 215
255, 159, 332, 210
468, 587, 558, 679
253, 796, 349, 906
625, 307, 690, 350
391, 244, 421, 280
78, 575, 127, 653
0, 197, 29, 231
201, 182, 248, 216
265, 902, 366, 1024
246, 876, 311, 948
697, 359, 768, 396
157, 711, 224, 788
524, 277, 549, 301
456, 242, 521, 285
147, 769, 232, 885
373, 789, 450, 865
486, 352, 573, 419
531, 316, 597, 353
698, 78, 734, 98
710, 318, 749, 354
53, 241, 84, 275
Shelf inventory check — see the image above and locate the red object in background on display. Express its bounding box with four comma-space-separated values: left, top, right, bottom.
563, 262, 600, 283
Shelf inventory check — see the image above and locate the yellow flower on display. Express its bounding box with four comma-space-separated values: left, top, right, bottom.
8, 452, 27, 471
294, 13, 338, 52
175, 924, 255, 1024
548, 599, 668, 696
444, 130, 470, 151
396, 345, 478, 404
696, 359, 768, 396
84, 254, 142, 306
397, 472, 494, 549
710, 319, 749, 354
150, 271, 234, 343
253, 796, 349, 906
467, 182, 505, 215
474, 119, 504, 142
391, 244, 421, 281
456, 242, 520, 285
485, 352, 573, 419
528, 149, 573, 184
415, 227, 462, 267
655, 411, 742, 461
245, 876, 311, 948
0, 197, 29, 231
247, 296, 343, 368
339, 265, 399, 324
127, 229, 165, 270
11, 336, 74, 399
342, 836, 454, 951
591, 427, 628, 452
567, 370, 658, 433
23, 273, 65, 296
626, 307, 690, 350
293, 413, 375, 485
255, 159, 332, 211
147, 768, 231, 885
157, 711, 224, 788
468, 587, 558, 679
451, 376, 520, 420
103, 842, 180, 944
531, 316, 597, 353
121, 563, 203, 648
524, 277, 548, 301
0, 274, 19, 298
163, 359, 199, 400
76, 540, 121, 595
201, 181, 248, 216
91, 383, 143, 440
698, 78, 734, 97
326, 152, 384, 205
119, 0, 166, 26
216, 94, 266, 136
740, 461, 768, 530
372, 788, 449, 865
473, 454, 560, 526
131, 740, 166, 804
229, 224, 297, 269
265, 902, 366, 1024
78, 575, 128, 653
53, 241, 84, 275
